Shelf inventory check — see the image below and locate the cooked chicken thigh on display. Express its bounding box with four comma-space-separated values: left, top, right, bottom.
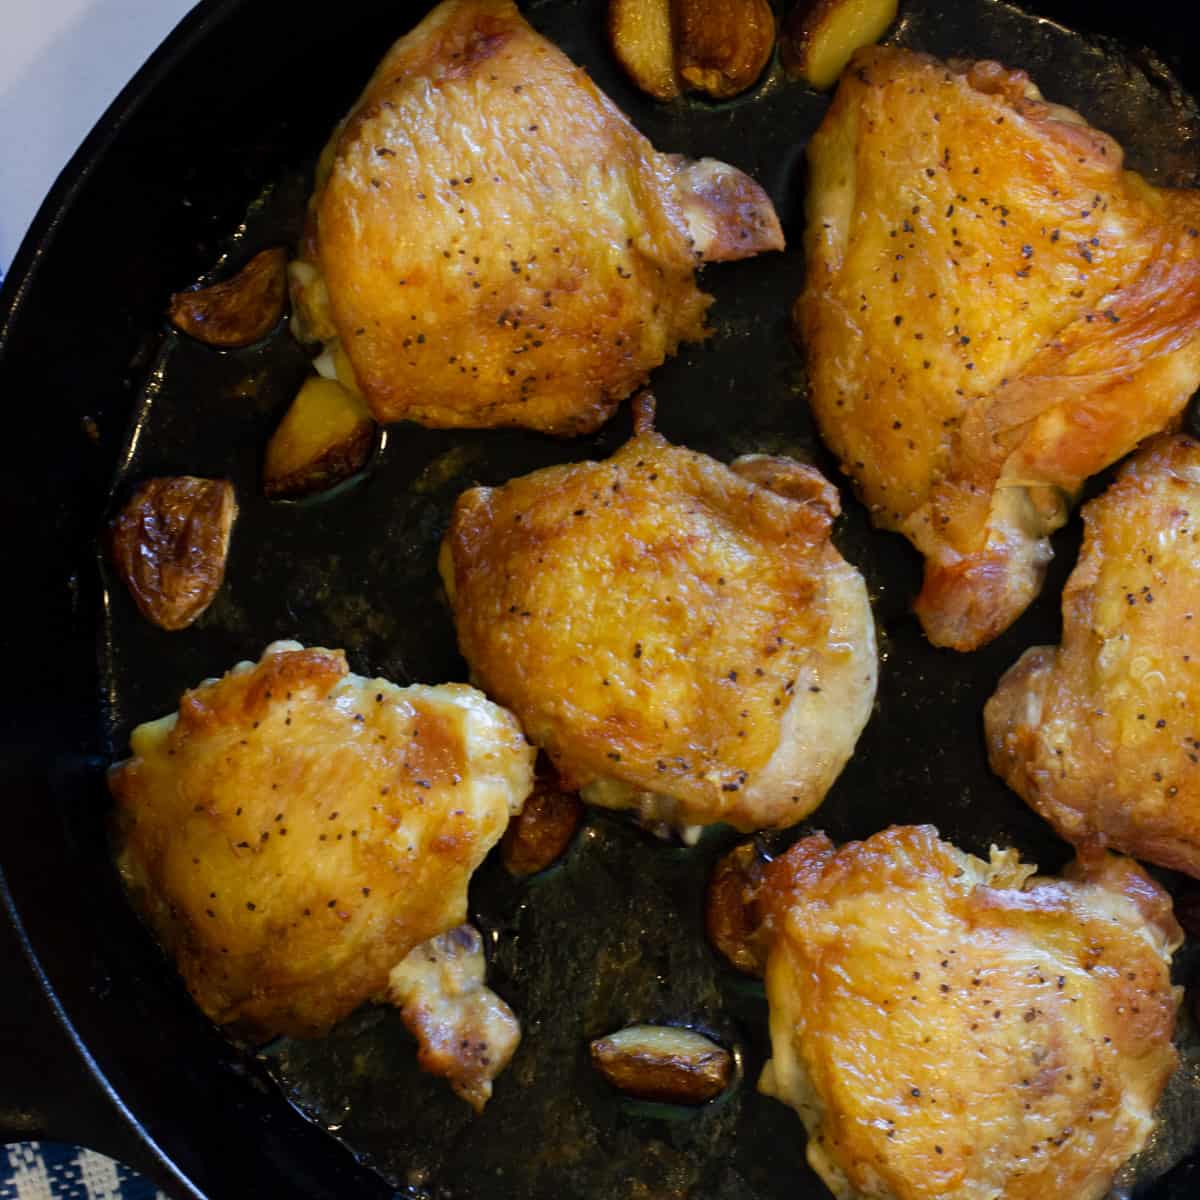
987, 434, 1200, 877
439, 410, 877, 833
389, 923, 520, 1112
759, 825, 1182, 1200
291, 0, 783, 435
108, 641, 533, 1066
800, 47, 1200, 650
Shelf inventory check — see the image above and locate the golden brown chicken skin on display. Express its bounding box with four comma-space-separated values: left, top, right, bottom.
291, 0, 783, 435
439, 418, 876, 833
987, 435, 1200, 878
108, 641, 533, 1043
800, 47, 1200, 650
758, 825, 1182, 1200
389, 923, 520, 1112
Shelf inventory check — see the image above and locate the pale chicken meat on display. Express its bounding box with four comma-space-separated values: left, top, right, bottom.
108, 641, 533, 1086
389, 923, 520, 1112
987, 434, 1200, 878
800, 47, 1200, 650
439, 408, 877, 833
290, 0, 783, 435
758, 825, 1182, 1200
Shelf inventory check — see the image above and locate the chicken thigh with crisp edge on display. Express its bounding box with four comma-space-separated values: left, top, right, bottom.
290, 0, 783, 435
439, 402, 877, 836
759, 825, 1182, 1200
800, 47, 1200, 650
987, 434, 1200, 878
108, 641, 532, 1105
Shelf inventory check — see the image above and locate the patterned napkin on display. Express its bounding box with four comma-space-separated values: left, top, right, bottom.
0, 1144, 168, 1200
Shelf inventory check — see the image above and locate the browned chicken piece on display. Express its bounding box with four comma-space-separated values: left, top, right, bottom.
290, 0, 783, 436
388, 923, 520, 1112
800, 47, 1200, 650
758, 825, 1182, 1200
108, 641, 534, 1074
439, 410, 877, 835
986, 434, 1200, 878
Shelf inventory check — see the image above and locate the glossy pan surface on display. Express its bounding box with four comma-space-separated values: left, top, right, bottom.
3, 0, 1200, 1197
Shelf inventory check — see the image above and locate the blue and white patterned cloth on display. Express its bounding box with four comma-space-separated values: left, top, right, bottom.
0, 1144, 168, 1200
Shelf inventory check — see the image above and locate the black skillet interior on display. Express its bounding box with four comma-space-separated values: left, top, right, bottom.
4, 0, 1200, 1197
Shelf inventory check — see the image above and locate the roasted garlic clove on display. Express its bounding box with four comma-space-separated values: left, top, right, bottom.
705, 841, 769, 976
262, 376, 375, 499
675, 0, 776, 99
609, 0, 775, 103
590, 1025, 733, 1104
109, 476, 237, 631
500, 767, 584, 877
608, 0, 679, 101
780, 0, 899, 91
168, 247, 288, 348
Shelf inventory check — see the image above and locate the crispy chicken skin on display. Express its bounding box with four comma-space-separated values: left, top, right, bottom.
987, 435, 1200, 877
291, 0, 783, 435
108, 641, 534, 1044
439, 418, 877, 832
758, 825, 1182, 1200
389, 923, 520, 1112
800, 47, 1200, 650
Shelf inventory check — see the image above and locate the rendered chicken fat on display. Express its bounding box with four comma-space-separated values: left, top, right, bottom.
440, 428, 877, 832
292, 0, 783, 434
758, 825, 1182, 1200
108, 641, 534, 1050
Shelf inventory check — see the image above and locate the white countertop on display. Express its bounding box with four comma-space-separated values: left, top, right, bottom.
1, 0, 198, 276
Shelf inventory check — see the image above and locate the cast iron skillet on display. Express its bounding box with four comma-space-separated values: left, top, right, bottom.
4, 1, 1200, 1196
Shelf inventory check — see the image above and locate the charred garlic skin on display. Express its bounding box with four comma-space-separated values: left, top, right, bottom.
109, 476, 237, 631
500, 762, 584, 877
607, 0, 776, 103
705, 840, 770, 976
168, 247, 288, 348
590, 1025, 734, 1105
